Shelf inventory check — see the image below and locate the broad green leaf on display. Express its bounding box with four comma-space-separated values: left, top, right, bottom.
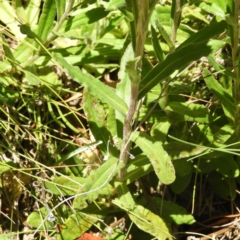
203, 68, 236, 122
199, 2, 225, 19
0, 1, 23, 39
138, 197, 195, 225
0, 84, 19, 105
45, 176, 85, 195
106, 0, 125, 10
53, 53, 128, 116
0, 161, 16, 174
173, 159, 192, 176
73, 157, 124, 209
100, 15, 123, 38
22, 69, 41, 85
129, 205, 172, 239
13, 39, 36, 64
165, 102, 208, 118
208, 171, 236, 200
131, 132, 175, 184
139, 40, 225, 99
170, 171, 192, 194
58, 7, 109, 34
57, 213, 100, 240
125, 154, 153, 184
37, 0, 56, 42
27, 207, 55, 229
150, 117, 171, 143
82, 89, 110, 154
209, 156, 239, 177
114, 183, 173, 240
160, 199, 195, 225
212, 124, 235, 146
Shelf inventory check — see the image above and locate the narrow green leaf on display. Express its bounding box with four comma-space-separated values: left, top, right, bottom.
209, 156, 239, 177
164, 142, 207, 160
56, 0, 66, 22
177, 20, 227, 50
139, 40, 225, 99
208, 171, 236, 200
57, 140, 103, 164
19, 24, 42, 42
151, 26, 165, 62
155, 20, 175, 52
131, 132, 175, 184
53, 53, 128, 116
2, 35, 15, 63
203, 68, 236, 122
37, 0, 56, 42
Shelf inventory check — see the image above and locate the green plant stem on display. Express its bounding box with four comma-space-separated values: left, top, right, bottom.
171, 0, 181, 44
118, 0, 157, 181
232, 0, 240, 133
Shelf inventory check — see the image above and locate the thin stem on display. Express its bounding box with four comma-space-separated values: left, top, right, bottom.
22, 0, 75, 66
118, 0, 151, 181
232, 0, 240, 132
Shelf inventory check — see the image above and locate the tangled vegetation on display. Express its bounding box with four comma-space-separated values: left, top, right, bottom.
1, 0, 240, 239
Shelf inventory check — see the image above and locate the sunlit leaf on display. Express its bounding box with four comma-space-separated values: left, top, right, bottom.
131, 132, 175, 184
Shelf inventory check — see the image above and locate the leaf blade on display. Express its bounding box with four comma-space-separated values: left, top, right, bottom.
131, 132, 175, 184
53, 53, 128, 116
